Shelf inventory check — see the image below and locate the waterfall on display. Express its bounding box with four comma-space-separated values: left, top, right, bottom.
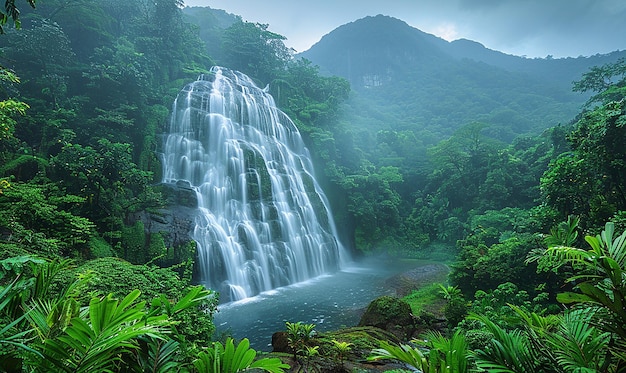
162, 66, 348, 302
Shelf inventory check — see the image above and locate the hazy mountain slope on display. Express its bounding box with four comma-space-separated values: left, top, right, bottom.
300, 15, 625, 141
444, 38, 626, 91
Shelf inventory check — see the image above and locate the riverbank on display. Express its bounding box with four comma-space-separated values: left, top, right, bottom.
214, 258, 449, 351
384, 262, 449, 296
268, 260, 452, 372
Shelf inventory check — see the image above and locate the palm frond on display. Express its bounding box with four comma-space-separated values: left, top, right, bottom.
194, 337, 289, 373
544, 308, 609, 372
41, 290, 167, 373
468, 313, 539, 373
368, 339, 428, 371
137, 337, 181, 373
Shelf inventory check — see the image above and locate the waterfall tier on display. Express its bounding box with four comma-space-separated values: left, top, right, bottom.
162, 66, 347, 301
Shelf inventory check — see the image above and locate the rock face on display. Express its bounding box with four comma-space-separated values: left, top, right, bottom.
130, 182, 198, 249
358, 296, 416, 340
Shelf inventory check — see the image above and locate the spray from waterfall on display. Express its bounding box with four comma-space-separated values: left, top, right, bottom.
162, 66, 348, 301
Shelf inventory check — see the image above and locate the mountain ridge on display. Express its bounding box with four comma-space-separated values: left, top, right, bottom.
300, 14, 625, 91
297, 14, 625, 141
182, 9, 626, 141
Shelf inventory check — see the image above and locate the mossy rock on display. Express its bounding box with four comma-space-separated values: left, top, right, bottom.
321, 326, 401, 355
358, 296, 416, 340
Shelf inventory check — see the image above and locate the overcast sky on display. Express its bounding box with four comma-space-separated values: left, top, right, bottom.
183, 0, 625, 59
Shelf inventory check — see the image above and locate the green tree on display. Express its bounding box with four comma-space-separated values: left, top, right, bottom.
450, 232, 543, 296
0, 0, 36, 33
221, 20, 291, 84
0, 180, 95, 257
341, 164, 403, 249
541, 59, 626, 228
50, 139, 158, 232
3, 18, 74, 86
573, 57, 626, 106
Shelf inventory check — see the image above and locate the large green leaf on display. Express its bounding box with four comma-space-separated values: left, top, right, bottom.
137, 337, 181, 373
368, 340, 428, 371
556, 291, 594, 304
468, 313, 539, 373
193, 337, 289, 373
544, 309, 609, 372
40, 290, 167, 373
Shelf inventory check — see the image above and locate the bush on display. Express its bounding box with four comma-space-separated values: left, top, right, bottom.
56, 257, 218, 344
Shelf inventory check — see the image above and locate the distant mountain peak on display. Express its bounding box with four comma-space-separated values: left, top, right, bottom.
450, 38, 485, 48
301, 14, 449, 88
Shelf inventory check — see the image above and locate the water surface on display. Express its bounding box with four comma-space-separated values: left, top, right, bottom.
213, 258, 423, 351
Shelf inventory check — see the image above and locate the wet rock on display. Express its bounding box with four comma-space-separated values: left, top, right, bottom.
271, 331, 290, 353
128, 183, 199, 249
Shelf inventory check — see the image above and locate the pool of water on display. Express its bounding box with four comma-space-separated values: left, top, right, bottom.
212, 257, 423, 351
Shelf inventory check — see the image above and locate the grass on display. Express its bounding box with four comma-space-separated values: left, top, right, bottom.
402, 283, 447, 317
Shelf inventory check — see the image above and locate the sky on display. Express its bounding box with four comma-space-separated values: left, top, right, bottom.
183, 0, 625, 59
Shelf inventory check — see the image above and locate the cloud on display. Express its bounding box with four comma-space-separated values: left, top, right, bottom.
432, 22, 459, 41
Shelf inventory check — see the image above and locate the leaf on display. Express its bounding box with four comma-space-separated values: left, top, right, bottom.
193, 337, 288, 373
41, 291, 166, 372
557, 291, 594, 304
171, 286, 213, 314
250, 357, 290, 373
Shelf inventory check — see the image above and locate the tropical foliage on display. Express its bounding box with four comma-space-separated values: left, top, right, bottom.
193, 337, 289, 373
528, 221, 626, 370
0, 255, 219, 372
1, 0, 626, 371
368, 330, 469, 373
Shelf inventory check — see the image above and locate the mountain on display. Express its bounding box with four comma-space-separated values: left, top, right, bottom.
300, 15, 626, 141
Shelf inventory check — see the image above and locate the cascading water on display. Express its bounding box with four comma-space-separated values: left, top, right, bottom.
162, 66, 348, 302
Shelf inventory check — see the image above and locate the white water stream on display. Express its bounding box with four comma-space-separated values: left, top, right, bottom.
162, 67, 348, 301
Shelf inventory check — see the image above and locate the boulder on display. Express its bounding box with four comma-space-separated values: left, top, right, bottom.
358, 296, 416, 340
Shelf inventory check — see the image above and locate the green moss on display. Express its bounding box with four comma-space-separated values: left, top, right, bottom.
318, 326, 400, 357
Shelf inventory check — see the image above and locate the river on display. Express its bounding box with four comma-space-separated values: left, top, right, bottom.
212, 257, 430, 351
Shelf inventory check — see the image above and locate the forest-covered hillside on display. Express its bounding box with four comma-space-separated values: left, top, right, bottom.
1, 1, 626, 371
302, 15, 626, 141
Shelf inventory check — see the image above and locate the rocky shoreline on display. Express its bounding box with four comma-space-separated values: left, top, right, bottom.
270, 261, 451, 372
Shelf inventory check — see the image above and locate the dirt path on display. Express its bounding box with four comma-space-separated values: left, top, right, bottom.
384, 263, 450, 296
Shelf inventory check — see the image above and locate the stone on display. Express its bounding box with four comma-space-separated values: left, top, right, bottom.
358, 296, 416, 340
271, 331, 290, 353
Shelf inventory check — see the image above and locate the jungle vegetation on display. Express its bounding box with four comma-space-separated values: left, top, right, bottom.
1, 0, 626, 371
